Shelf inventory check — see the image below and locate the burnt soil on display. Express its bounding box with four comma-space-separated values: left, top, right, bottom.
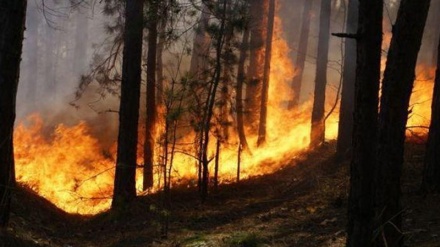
2, 142, 440, 247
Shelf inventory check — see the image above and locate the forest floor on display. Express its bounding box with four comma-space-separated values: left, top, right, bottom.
2, 142, 440, 247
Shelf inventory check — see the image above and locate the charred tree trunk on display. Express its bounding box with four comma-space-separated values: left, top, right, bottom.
112, 0, 144, 209
236, 27, 250, 152
375, 1, 430, 246
288, 0, 313, 109
245, 0, 268, 133
199, 0, 227, 201
257, 0, 275, 146
156, 1, 168, 105
336, 0, 358, 159
421, 33, 440, 193
143, 0, 159, 190
310, 0, 331, 148
0, 0, 27, 228
346, 0, 382, 245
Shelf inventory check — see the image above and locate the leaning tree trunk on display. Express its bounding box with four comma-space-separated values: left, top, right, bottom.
345, 0, 382, 245
245, 0, 268, 133
310, 0, 331, 148
0, 0, 27, 228
421, 32, 440, 193
288, 0, 313, 109
336, 0, 358, 159
375, 0, 431, 246
112, 0, 144, 210
257, 0, 275, 146
143, 0, 159, 190
236, 27, 250, 152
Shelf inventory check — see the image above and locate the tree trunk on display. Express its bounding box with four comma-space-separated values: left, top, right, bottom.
112, 0, 144, 209
143, 0, 159, 190
421, 32, 440, 193
156, 0, 167, 105
375, 1, 430, 246
0, 0, 27, 228
257, 0, 275, 146
288, 0, 313, 109
346, 0, 382, 245
336, 0, 358, 159
310, 0, 331, 148
245, 0, 268, 133
236, 27, 250, 152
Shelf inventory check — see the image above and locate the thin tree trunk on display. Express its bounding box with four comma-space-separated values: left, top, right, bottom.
156, 2, 167, 105
346, 0, 382, 245
288, 0, 313, 109
143, 0, 159, 190
112, 0, 144, 209
336, 0, 358, 159
200, 0, 227, 201
0, 0, 27, 228
245, 0, 268, 133
236, 27, 250, 152
375, 1, 431, 246
257, 0, 275, 146
310, 0, 331, 148
421, 33, 440, 193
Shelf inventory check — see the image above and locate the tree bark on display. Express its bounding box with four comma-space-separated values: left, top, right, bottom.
310, 0, 331, 148
245, 0, 268, 133
375, 1, 430, 246
288, 0, 313, 109
421, 31, 440, 193
0, 0, 27, 228
336, 0, 358, 159
112, 0, 144, 209
346, 0, 382, 245
257, 0, 275, 146
143, 0, 159, 190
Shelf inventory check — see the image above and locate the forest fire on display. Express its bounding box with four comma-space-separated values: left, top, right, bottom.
12, 14, 435, 216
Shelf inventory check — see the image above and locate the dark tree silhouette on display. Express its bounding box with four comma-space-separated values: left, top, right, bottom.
310, 0, 331, 148
144, 0, 159, 190
375, 0, 431, 245
336, 0, 358, 159
0, 0, 27, 228
257, 0, 275, 146
346, 0, 382, 245
245, 0, 267, 133
112, 0, 144, 209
